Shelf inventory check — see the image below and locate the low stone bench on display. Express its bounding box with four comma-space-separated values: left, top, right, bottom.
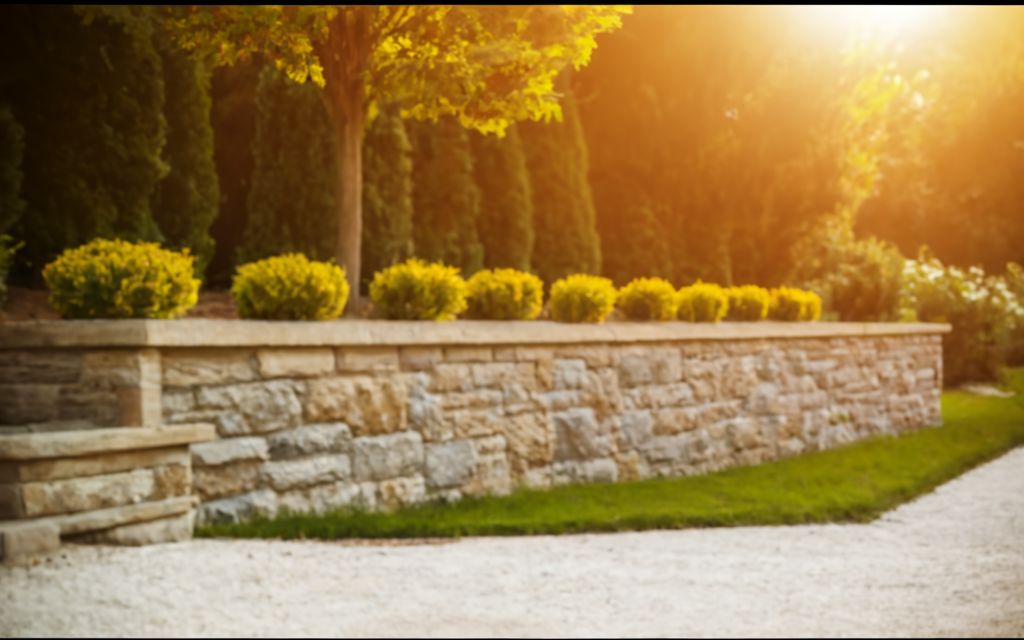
0, 423, 214, 563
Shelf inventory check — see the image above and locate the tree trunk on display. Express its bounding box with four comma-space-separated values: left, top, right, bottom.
333, 92, 364, 302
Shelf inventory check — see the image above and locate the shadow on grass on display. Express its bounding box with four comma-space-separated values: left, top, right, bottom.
198, 369, 1024, 541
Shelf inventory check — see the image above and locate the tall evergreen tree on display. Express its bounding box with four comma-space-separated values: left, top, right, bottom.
207, 58, 261, 286
238, 66, 337, 264
408, 116, 483, 274
152, 38, 220, 274
520, 85, 602, 284
0, 6, 167, 276
0, 106, 25, 235
469, 126, 534, 271
361, 106, 414, 292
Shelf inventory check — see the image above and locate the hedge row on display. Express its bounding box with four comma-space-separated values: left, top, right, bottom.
41, 240, 822, 323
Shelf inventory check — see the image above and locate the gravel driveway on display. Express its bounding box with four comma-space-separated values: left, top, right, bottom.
3, 448, 1023, 638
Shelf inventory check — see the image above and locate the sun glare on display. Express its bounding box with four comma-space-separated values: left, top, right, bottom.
796, 5, 946, 41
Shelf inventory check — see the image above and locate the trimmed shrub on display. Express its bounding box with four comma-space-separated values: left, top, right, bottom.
725, 285, 770, 321
231, 253, 349, 321
616, 277, 678, 321
548, 274, 617, 323
677, 281, 729, 322
43, 238, 199, 319
464, 268, 544, 321
369, 258, 467, 321
768, 287, 822, 321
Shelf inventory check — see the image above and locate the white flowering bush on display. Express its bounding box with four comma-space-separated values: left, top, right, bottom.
901, 250, 1024, 384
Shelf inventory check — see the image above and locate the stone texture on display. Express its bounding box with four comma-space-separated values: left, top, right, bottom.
262, 455, 351, 491
352, 432, 423, 482
376, 475, 427, 510
277, 481, 367, 515
19, 468, 158, 518
257, 349, 334, 379
192, 437, 269, 467
194, 461, 261, 500
553, 408, 614, 461
198, 489, 278, 525
195, 381, 304, 434
1, 447, 187, 483
425, 440, 475, 489
0, 520, 60, 563
77, 511, 194, 546
267, 423, 352, 460
336, 347, 400, 373
305, 377, 407, 437
162, 349, 256, 386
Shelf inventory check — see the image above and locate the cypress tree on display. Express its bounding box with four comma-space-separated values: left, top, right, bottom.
361, 106, 414, 292
519, 86, 602, 284
238, 67, 337, 264
0, 106, 25, 235
0, 6, 167, 276
408, 116, 484, 275
469, 126, 534, 271
152, 39, 220, 275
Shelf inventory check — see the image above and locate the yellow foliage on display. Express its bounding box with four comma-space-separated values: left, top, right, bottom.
231, 253, 349, 321
677, 281, 730, 322
464, 268, 544, 320
548, 274, 617, 323
42, 238, 199, 319
768, 287, 823, 321
616, 277, 678, 321
369, 258, 467, 321
725, 285, 771, 321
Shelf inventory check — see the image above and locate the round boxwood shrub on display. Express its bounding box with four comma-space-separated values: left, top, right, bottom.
616, 277, 678, 321
464, 268, 544, 320
369, 258, 467, 321
677, 281, 729, 322
768, 286, 823, 321
42, 238, 199, 319
725, 285, 770, 321
548, 274, 617, 323
231, 253, 349, 321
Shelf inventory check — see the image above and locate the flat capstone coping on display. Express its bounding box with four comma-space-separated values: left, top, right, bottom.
0, 424, 216, 461
0, 319, 951, 350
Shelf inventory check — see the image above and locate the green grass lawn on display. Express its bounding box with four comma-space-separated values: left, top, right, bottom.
198, 368, 1024, 541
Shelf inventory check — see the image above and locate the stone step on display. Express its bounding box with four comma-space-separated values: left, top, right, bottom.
0, 423, 215, 460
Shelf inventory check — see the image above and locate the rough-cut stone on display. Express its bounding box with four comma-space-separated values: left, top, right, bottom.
376, 475, 426, 510
194, 461, 261, 500
425, 440, 476, 489
262, 454, 351, 491
552, 359, 587, 390
336, 347, 400, 373
1, 447, 187, 483
399, 347, 444, 371
256, 348, 334, 379
553, 408, 614, 461
305, 377, 407, 437
162, 349, 256, 386
407, 391, 448, 442
195, 380, 304, 434
352, 432, 423, 482
551, 458, 618, 486
191, 437, 268, 467
444, 347, 493, 363
277, 481, 366, 515
78, 511, 194, 546
619, 410, 653, 448
19, 468, 158, 518
0, 351, 82, 385
504, 412, 552, 476
0, 385, 60, 424
198, 489, 277, 525
0, 520, 60, 563
267, 423, 352, 460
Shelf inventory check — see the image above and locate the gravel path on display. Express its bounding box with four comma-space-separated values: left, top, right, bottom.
3, 449, 1023, 638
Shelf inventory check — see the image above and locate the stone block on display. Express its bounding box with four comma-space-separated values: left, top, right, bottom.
398, 347, 444, 371
162, 349, 257, 386
196, 380, 304, 434
256, 348, 334, 379
352, 432, 423, 482
194, 461, 261, 500
267, 423, 352, 460
619, 410, 654, 448
429, 363, 474, 393
262, 454, 351, 491
504, 412, 553, 477
77, 511, 194, 546
407, 391, 448, 442
551, 458, 618, 486
425, 440, 475, 489
552, 408, 614, 461
0, 351, 82, 385
336, 347, 400, 373
0, 385, 60, 424
277, 481, 367, 515
451, 408, 502, 439
552, 359, 587, 390
197, 489, 278, 525
19, 468, 157, 518
377, 475, 426, 510
444, 347, 493, 363
305, 377, 407, 437
0, 520, 60, 564
1, 447, 187, 483
192, 437, 269, 467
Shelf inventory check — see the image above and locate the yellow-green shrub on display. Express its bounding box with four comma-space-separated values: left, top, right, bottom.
231, 253, 349, 320
464, 268, 544, 320
42, 238, 199, 319
677, 281, 729, 322
369, 258, 467, 321
616, 277, 678, 321
548, 274, 617, 323
768, 286, 822, 321
725, 285, 770, 321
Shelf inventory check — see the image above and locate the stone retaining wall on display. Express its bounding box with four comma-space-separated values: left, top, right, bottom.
0, 320, 949, 525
